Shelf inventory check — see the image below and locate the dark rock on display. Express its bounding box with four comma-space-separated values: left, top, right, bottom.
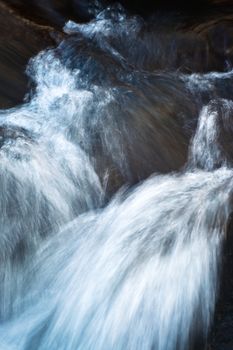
0, 2, 58, 108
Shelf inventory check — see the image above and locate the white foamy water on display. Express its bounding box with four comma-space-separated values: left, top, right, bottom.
0, 6, 233, 350
1, 167, 232, 350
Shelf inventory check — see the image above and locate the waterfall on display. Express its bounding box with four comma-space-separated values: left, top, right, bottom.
0, 4, 233, 350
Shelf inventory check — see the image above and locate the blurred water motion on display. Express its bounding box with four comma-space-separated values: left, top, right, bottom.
0, 4, 232, 349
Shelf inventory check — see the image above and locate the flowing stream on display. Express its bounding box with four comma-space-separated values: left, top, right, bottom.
0, 4, 233, 350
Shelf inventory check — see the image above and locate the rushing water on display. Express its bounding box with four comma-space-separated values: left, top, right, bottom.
0, 4, 233, 350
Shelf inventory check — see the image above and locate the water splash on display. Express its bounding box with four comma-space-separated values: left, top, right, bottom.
0, 5, 233, 350
1, 167, 232, 350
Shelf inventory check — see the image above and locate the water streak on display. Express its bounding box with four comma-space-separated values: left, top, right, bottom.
0, 5, 232, 350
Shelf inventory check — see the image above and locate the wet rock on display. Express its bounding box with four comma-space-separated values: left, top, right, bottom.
0, 2, 58, 108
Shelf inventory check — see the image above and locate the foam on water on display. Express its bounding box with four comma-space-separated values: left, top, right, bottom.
1, 167, 232, 350
0, 5, 233, 350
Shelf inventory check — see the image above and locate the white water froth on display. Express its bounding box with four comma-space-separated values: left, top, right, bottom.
0, 12, 233, 350
1, 167, 232, 350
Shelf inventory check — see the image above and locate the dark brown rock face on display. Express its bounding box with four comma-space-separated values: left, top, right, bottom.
0, 2, 58, 108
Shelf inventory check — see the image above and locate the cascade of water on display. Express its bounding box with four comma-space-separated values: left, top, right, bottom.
0, 4, 233, 350
1, 169, 232, 350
